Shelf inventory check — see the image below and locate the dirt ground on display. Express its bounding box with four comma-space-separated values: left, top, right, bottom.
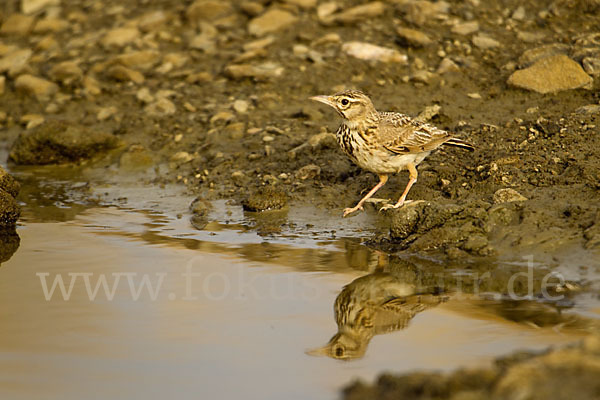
1, 0, 600, 396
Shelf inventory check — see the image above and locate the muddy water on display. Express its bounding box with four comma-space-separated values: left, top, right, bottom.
1, 178, 598, 400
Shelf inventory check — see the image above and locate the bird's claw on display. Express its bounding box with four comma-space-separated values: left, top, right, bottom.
342, 206, 363, 217
379, 200, 413, 212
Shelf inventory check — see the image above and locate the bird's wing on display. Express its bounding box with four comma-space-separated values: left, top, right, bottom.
372, 293, 448, 334
376, 112, 453, 154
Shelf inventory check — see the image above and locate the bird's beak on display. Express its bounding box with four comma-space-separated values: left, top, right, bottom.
305, 345, 330, 357
310, 95, 335, 108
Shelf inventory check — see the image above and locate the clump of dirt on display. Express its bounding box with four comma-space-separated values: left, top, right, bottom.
242, 185, 288, 211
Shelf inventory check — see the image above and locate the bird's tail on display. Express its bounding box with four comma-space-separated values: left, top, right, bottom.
443, 138, 475, 152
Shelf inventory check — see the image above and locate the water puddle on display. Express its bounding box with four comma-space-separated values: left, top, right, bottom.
1, 176, 599, 400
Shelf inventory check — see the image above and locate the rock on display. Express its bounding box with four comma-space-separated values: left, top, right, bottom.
518, 44, 569, 68
582, 57, 600, 76
144, 98, 176, 117
240, 2, 264, 17
317, 2, 338, 21
233, 99, 249, 113
49, 61, 83, 86
170, 151, 193, 163
9, 120, 121, 165
342, 42, 408, 63
516, 31, 546, 43
189, 33, 216, 53
472, 34, 501, 49
511, 5, 526, 20
411, 70, 435, 84
0, 166, 21, 199
106, 65, 145, 84
0, 76, 4, 95
136, 87, 154, 103
21, 0, 60, 14
508, 54, 593, 94
400, 1, 450, 26
0, 48, 32, 77
21, 113, 45, 129
242, 186, 288, 211
437, 57, 460, 74
0, 189, 20, 228
189, 197, 212, 229
33, 18, 69, 33
248, 9, 298, 36
97, 106, 117, 121
224, 62, 284, 80
187, 0, 233, 22
327, 2, 385, 24
493, 188, 528, 203
396, 27, 433, 47
451, 21, 479, 35
0, 14, 35, 35
296, 164, 321, 180
114, 50, 161, 71
137, 10, 169, 32
15, 74, 58, 101
82, 75, 101, 96
101, 27, 140, 48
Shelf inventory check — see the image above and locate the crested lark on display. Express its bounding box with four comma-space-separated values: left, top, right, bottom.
311, 90, 474, 217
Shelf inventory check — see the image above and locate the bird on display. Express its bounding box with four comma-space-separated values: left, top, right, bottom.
307, 272, 447, 360
310, 90, 474, 217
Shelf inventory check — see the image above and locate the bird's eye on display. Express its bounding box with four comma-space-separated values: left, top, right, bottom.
341, 98, 349, 106
335, 346, 344, 357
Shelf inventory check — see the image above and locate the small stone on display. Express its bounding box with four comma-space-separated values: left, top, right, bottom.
224, 62, 284, 80
0, 14, 35, 35
101, 27, 140, 48
137, 10, 169, 32
451, 21, 479, 35
396, 27, 433, 47
15, 74, 58, 101
210, 111, 235, 124
240, 2, 264, 17
248, 9, 298, 36
317, 2, 338, 21
296, 164, 321, 180
231, 170, 248, 186
170, 151, 193, 163
136, 87, 154, 103
411, 70, 435, 84
511, 5, 526, 21
33, 18, 69, 34
0, 76, 4, 95
233, 99, 249, 113
35, 35, 58, 51
187, 0, 233, 22
342, 41, 407, 63
437, 57, 460, 74
20, 114, 45, 129
516, 31, 546, 43
183, 102, 196, 112
97, 106, 117, 121
114, 50, 161, 71
21, 0, 60, 14
49, 61, 83, 86
189, 33, 215, 52
107, 65, 145, 84
243, 36, 275, 52
582, 57, 600, 76
508, 54, 593, 94
467, 92, 482, 99
329, 2, 385, 24
0, 48, 32, 77
144, 98, 176, 117
493, 188, 528, 204
82, 75, 101, 96
472, 34, 501, 49
400, 1, 450, 26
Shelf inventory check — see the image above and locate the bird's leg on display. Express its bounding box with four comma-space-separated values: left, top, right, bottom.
343, 174, 388, 217
380, 163, 418, 211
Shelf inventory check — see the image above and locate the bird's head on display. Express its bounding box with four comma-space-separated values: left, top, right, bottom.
310, 90, 377, 122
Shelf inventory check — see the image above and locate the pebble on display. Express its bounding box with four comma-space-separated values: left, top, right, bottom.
452, 21, 479, 35
493, 188, 528, 204
396, 27, 433, 47
21, 114, 45, 129
0, 76, 4, 95
0, 14, 35, 35
82, 75, 101, 96
511, 6, 526, 21
49, 61, 83, 86
317, 2, 339, 21
97, 106, 117, 121
243, 36, 275, 52
508, 54, 593, 94
327, 2, 385, 24
342, 41, 408, 64
137, 10, 169, 32
186, 0, 233, 22
518, 44, 569, 68
144, 98, 176, 117
284, 0, 317, 8
240, 2, 264, 17
136, 87, 154, 103
401, 1, 450, 26
248, 9, 298, 36
114, 50, 161, 71
582, 57, 600, 76
467, 92, 482, 99
33, 18, 69, 34
101, 27, 140, 48
22, 0, 60, 14
233, 99, 249, 113
411, 70, 435, 84
296, 164, 321, 180
0, 48, 32, 77
210, 111, 235, 124
472, 34, 501, 49
224, 62, 284, 80
437, 57, 460, 73
170, 151, 193, 163
107, 65, 145, 84
15, 74, 58, 101
516, 31, 546, 43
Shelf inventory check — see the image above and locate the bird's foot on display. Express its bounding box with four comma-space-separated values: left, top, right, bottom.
379, 200, 413, 212
342, 205, 364, 218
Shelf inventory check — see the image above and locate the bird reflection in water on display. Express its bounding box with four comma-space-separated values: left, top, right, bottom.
308, 272, 447, 360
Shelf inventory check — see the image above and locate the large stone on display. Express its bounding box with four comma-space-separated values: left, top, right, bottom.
15, 74, 59, 101
9, 120, 121, 165
508, 54, 593, 94
0, 14, 35, 35
248, 9, 298, 36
